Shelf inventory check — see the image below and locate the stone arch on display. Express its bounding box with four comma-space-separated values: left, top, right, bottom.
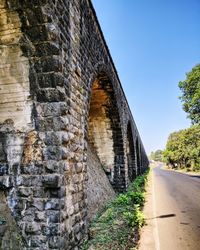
136, 137, 141, 175
141, 147, 145, 174
0, 5, 32, 131
86, 70, 125, 192
126, 122, 136, 182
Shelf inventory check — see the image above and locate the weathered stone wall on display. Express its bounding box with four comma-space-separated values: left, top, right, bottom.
0, 0, 149, 249
86, 143, 115, 221
0, 191, 23, 249
0, 0, 32, 130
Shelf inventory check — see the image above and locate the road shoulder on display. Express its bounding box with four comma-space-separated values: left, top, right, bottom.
162, 164, 200, 177
138, 168, 158, 250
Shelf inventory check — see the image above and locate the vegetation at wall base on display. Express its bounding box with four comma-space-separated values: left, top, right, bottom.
81, 169, 150, 250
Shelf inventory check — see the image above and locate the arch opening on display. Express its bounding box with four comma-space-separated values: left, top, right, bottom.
87, 72, 125, 191
136, 137, 141, 175
126, 122, 136, 182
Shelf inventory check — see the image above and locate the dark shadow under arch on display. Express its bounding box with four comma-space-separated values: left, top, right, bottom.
86, 71, 126, 192
126, 122, 136, 182
136, 137, 141, 175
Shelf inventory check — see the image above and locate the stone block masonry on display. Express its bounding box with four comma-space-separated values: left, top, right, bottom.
0, 0, 149, 249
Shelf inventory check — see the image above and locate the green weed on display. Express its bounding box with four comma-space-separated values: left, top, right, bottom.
82, 169, 150, 249
123, 204, 145, 228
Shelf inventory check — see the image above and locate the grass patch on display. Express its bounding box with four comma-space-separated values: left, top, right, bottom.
81, 169, 150, 250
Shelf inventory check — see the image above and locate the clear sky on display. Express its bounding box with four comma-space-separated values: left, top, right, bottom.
92, 0, 200, 154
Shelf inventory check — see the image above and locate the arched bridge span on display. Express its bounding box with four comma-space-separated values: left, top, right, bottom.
0, 0, 149, 248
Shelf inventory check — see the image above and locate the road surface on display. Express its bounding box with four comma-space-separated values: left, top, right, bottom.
139, 164, 200, 250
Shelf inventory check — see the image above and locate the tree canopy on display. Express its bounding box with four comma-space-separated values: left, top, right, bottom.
150, 150, 163, 162
163, 125, 200, 171
179, 64, 200, 124
164, 64, 200, 172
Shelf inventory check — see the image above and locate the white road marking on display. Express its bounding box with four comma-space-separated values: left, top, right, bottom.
152, 170, 161, 250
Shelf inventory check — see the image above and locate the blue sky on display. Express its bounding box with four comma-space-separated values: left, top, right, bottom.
92, 0, 200, 154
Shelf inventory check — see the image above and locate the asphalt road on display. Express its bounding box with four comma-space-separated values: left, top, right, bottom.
139, 164, 200, 250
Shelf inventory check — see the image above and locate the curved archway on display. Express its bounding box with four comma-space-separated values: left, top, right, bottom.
136, 137, 141, 175
86, 72, 125, 192
126, 122, 136, 182
140, 147, 145, 174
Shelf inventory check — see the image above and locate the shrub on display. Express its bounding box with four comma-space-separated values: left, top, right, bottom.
123, 204, 145, 228
128, 191, 145, 206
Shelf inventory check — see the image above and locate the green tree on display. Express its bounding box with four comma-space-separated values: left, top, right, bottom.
163, 125, 200, 171
149, 150, 163, 162
149, 151, 155, 160
179, 64, 200, 124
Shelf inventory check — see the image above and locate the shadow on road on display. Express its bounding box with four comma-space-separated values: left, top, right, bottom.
189, 175, 200, 179
157, 213, 176, 219
146, 213, 176, 220
180, 222, 189, 225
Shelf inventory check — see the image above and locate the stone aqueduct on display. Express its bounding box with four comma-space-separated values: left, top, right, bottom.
0, 0, 149, 249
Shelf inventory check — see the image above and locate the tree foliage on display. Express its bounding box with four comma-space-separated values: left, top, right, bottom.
164, 64, 200, 172
163, 125, 200, 171
150, 150, 163, 162
179, 64, 200, 124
